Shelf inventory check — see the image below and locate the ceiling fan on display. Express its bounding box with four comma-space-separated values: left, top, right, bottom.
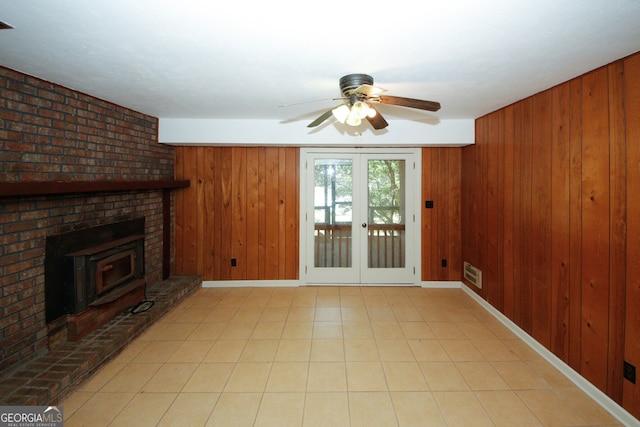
307, 74, 441, 130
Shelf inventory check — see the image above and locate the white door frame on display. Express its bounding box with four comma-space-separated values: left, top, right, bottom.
299, 147, 422, 286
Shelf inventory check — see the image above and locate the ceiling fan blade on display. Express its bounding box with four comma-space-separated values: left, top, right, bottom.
366, 105, 388, 130
307, 106, 340, 128
377, 95, 441, 112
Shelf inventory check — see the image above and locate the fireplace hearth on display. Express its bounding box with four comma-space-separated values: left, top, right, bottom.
45, 218, 146, 343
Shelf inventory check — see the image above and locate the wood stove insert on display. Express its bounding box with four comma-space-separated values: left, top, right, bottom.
45, 218, 147, 343
66, 234, 144, 313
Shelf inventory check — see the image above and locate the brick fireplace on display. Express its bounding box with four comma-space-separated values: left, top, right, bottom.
0, 66, 178, 373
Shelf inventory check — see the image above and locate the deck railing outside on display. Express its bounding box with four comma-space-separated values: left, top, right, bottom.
314, 223, 405, 268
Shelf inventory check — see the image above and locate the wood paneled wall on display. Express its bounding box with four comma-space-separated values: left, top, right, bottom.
174, 147, 299, 280
174, 146, 463, 284
422, 148, 463, 281
462, 52, 640, 416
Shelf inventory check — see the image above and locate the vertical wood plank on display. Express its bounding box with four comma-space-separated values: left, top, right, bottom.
511, 102, 523, 325
524, 98, 534, 334
280, 147, 300, 280
470, 119, 484, 282
422, 148, 433, 281
231, 148, 247, 280
284, 148, 299, 279
550, 82, 571, 361
521, 97, 534, 335
495, 109, 505, 311
531, 90, 553, 349
623, 52, 640, 419
476, 116, 495, 299
264, 148, 279, 279
607, 60, 626, 403
257, 147, 267, 278
487, 111, 501, 309
219, 147, 233, 280
436, 149, 448, 280
246, 147, 260, 280
502, 105, 515, 320
448, 148, 462, 281
278, 148, 287, 279
276, 148, 286, 278
202, 148, 215, 279
580, 66, 610, 391
568, 77, 583, 371
195, 147, 206, 276
212, 148, 222, 279
431, 149, 441, 279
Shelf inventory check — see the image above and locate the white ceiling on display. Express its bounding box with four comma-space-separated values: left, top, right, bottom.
2, 0, 640, 143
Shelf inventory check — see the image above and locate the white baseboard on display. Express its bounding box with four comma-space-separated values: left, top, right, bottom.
459, 283, 640, 427
203, 281, 423, 288
201, 280, 300, 288
421, 280, 463, 288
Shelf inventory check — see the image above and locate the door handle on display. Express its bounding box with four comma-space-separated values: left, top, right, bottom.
361, 223, 367, 228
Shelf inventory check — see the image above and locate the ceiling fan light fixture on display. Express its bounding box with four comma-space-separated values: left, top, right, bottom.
332, 104, 350, 123
366, 106, 377, 118
345, 113, 362, 127
305, 73, 440, 130
351, 101, 369, 119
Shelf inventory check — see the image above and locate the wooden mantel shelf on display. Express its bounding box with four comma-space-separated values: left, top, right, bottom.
0, 180, 190, 198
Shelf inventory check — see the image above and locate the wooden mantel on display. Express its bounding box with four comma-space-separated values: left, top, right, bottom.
0, 180, 190, 198
0, 179, 191, 280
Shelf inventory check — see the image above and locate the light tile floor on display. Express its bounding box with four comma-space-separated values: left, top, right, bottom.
62, 286, 624, 426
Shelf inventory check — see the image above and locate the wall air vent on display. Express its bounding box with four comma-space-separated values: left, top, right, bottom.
463, 261, 482, 289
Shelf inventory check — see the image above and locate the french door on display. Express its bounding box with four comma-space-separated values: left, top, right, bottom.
301, 148, 421, 285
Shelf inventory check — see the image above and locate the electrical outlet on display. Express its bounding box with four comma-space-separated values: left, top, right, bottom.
624, 361, 636, 384
231, 258, 237, 267
441, 259, 447, 267
425, 200, 434, 209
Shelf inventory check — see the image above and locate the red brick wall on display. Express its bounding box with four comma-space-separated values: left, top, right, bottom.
0, 66, 174, 372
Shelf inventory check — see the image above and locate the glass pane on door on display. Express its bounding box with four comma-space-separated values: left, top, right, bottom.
313, 159, 353, 267
367, 159, 405, 268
